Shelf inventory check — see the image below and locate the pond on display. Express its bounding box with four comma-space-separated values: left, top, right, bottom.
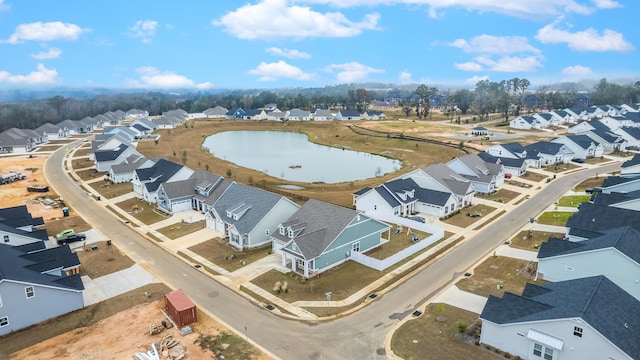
202, 131, 402, 184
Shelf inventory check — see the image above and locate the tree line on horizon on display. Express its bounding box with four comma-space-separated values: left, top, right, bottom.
0, 78, 638, 133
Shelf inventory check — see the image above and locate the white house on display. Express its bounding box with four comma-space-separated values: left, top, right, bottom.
285, 109, 311, 121
621, 154, 640, 176
362, 110, 386, 120
524, 141, 574, 166
400, 164, 475, 210
132, 159, 194, 203
480, 276, 640, 360
551, 135, 603, 160
203, 106, 229, 119
335, 110, 361, 121
446, 154, 504, 194
312, 109, 334, 121
510, 115, 538, 130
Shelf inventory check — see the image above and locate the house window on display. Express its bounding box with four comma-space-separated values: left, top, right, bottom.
3, 235, 8, 243
573, 326, 583, 337
25, 286, 35, 299
533, 343, 542, 357
279, 226, 285, 235
352, 242, 360, 253
544, 348, 554, 360
533, 343, 554, 360
0, 316, 7, 327
230, 233, 240, 245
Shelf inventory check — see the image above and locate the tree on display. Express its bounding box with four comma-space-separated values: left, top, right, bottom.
414, 84, 438, 119
399, 100, 413, 117
449, 89, 474, 114
46, 96, 67, 121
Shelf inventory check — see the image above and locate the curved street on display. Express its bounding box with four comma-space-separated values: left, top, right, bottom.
44, 142, 621, 359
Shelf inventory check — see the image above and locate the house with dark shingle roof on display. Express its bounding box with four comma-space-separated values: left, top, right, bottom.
243, 109, 267, 120
272, 199, 389, 277
524, 141, 573, 166
108, 154, 154, 183
570, 120, 627, 153
478, 152, 527, 177
537, 226, 640, 300
206, 183, 299, 250
598, 175, 640, 194
335, 109, 361, 121
400, 163, 475, 209
565, 202, 640, 241
485, 142, 528, 160
0, 242, 84, 336
446, 154, 504, 194
132, 159, 194, 203
551, 135, 603, 160
225, 107, 245, 119
0, 205, 48, 246
621, 154, 640, 176
590, 189, 640, 211
353, 177, 456, 219
94, 143, 143, 172
157, 171, 232, 214
614, 126, 640, 149
509, 115, 539, 130
480, 276, 639, 360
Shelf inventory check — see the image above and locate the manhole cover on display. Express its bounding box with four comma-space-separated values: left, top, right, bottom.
464, 272, 472, 277
265, 304, 275, 311
368, 293, 378, 299
412, 311, 422, 317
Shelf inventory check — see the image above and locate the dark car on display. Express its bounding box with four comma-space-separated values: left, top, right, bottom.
409, 216, 426, 223
57, 233, 86, 245
27, 185, 49, 192
571, 158, 585, 164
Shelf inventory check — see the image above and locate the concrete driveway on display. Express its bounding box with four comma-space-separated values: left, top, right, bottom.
82, 263, 159, 305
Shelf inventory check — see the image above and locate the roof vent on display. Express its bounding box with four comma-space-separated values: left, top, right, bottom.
624, 323, 628, 329
592, 218, 596, 222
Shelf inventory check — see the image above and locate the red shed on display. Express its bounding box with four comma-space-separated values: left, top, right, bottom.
164, 289, 197, 327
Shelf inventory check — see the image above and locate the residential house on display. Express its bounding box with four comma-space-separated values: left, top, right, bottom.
549, 110, 573, 124
533, 113, 560, 127
312, 109, 333, 121
595, 175, 640, 194
103, 126, 137, 142
156, 171, 232, 215
35, 123, 66, 141
485, 142, 527, 160
0, 205, 48, 246
132, 159, 194, 203
266, 111, 286, 121
551, 135, 603, 160
89, 133, 131, 161
401, 163, 475, 209
57, 119, 82, 135
131, 118, 158, 133
523, 141, 573, 166
565, 202, 640, 241
480, 276, 639, 360
590, 189, 640, 211
203, 106, 229, 119
537, 226, 640, 300
243, 109, 267, 120
225, 107, 245, 119
446, 154, 504, 194
0, 129, 35, 153
94, 144, 143, 172
108, 155, 154, 183
335, 109, 361, 121
353, 177, 456, 218
614, 127, 640, 149
510, 115, 539, 130
126, 109, 149, 119
621, 154, 640, 177
0, 242, 84, 336
285, 108, 311, 121
272, 199, 390, 277
205, 183, 299, 250
572, 120, 627, 153
477, 152, 527, 177
362, 110, 386, 120
567, 120, 595, 135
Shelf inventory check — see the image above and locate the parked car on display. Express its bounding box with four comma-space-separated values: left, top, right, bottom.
56, 229, 75, 239
504, 173, 512, 179
27, 185, 49, 192
571, 158, 585, 163
409, 216, 426, 223
57, 233, 86, 245
467, 212, 482, 218
626, 146, 639, 151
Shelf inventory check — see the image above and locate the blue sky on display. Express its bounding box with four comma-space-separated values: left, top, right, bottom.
0, 0, 638, 90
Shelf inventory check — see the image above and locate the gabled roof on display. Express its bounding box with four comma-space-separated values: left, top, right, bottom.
353, 187, 372, 196
560, 134, 599, 150
287, 108, 310, 117
35, 123, 61, 133
538, 226, 640, 264
338, 109, 361, 117
591, 190, 640, 207
588, 121, 625, 143
515, 115, 536, 124
481, 276, 640, 359
566, 203, 640, 239
524, 141, 567, 156
313, 109, 333, 118
135, 159, 186, 193
421, 163, 472, 196
160, 170, 223, 200
365, 110, 384, 116
0, 205, 45, 231
110, 155, 149, 175
244, 109, 264, 117
0, 243, 84, 291
617, 126, 640, 140
94, 143, 132, 162
450, 154, 502, 182
622, 154, 640, 168
212, 182, 292, 235
478, 152, 526, 168
501, 142, 527, 154
275, 199, 386, 260
131, 123, 150, 132
204, 106, 228, 116
225, 107, 244, 116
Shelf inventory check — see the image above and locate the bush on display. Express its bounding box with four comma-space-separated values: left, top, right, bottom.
457, 321, 468, 334
504, 352, 511, 358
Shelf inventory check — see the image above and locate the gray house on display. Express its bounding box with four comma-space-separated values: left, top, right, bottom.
565, 202, 639, 241
446, 154, 504, 194
537, 226, 640, 300
94, 143, 143, 172
132, 159, 194, 203
0, 242, 84, 336
480, 276, 639, 360
157, 171, 233, 214
0, 205, 48, 246
205, 183, 299, 250
108, 155, 154, 183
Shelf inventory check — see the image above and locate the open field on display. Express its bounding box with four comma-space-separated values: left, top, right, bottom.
391, 303, 496, 360
508, 230, 564, 251
76, 240, 136, 278
136, 120, 467, 208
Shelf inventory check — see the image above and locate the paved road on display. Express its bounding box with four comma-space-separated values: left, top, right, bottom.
44, 143, 620, 360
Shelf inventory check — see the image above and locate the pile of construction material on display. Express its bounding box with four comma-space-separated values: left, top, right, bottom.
0, 172, 25, 184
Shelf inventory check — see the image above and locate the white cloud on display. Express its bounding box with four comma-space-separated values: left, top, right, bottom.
0, 64, 58, 84
448, 35, 540, 55
127, 67, 213, 89
536, 22, 633, 52
298, 0, 593, 19
214, 0, 379, 40
455, 55, 543, 72
398, 71, 413, 84
125, 20, 158, 44
0, 0, 10, 12
465, 75, 489, 84
325, 62, 384, 83
30, 48, 62, 60
5, 21, 88, 44
248, 61, 313, 81
266, 47, 311, 59
591, 0, 622, 9
561, 65, 593, 77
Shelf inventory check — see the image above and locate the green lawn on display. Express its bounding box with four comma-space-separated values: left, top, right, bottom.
536, 212, 573, 226
391, 304, 495, 360
457, 256, 541, 298
556, 195, 591, 208
442, 204, 496, 228
156, 220, 205, 239
188, 238, 272, 272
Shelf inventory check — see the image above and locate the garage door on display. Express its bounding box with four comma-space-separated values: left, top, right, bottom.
172, 199, 192, 213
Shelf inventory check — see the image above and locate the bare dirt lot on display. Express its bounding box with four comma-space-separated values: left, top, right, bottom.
11, 300, 268, 360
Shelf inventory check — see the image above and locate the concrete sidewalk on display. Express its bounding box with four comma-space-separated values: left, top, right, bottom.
495, 244, 538, 262
432, 285, 487, 314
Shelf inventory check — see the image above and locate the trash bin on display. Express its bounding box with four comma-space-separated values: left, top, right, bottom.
62, 207, 70, 217
106, 240, 112, 246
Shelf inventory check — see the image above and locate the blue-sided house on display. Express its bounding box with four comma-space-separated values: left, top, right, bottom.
272, 199, 390, 277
